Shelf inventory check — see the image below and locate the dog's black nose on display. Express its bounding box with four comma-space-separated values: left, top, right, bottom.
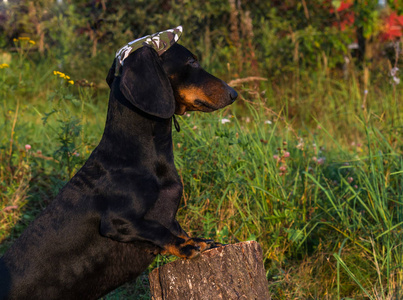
229, 86, 238, 102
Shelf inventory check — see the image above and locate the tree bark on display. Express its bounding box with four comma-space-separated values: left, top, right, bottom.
149, 241, 271, 300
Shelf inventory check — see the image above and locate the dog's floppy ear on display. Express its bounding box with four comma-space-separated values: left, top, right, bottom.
119, 46, 175, 118
106, 59, 116, 88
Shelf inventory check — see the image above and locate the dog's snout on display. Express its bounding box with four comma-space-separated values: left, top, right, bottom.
229, 86, 238, 102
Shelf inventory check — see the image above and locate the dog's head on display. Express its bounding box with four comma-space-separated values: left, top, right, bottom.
106, 32, 237, 118
160, 44, 238, 115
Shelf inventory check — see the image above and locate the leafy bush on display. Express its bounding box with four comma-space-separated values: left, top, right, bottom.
1, 0, 400, 80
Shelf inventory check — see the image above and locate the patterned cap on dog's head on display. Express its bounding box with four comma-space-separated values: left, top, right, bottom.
115, 25, 183, 75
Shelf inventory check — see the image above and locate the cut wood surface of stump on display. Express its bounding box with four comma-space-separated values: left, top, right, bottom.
149, 241, 270, 300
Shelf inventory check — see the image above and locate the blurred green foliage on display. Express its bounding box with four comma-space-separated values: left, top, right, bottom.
1, 0, 401, 81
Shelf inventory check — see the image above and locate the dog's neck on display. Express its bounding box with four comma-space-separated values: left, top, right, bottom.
97, 88, 174, 163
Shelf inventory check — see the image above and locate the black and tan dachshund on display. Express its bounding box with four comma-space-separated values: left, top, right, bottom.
0, 43, 237, 299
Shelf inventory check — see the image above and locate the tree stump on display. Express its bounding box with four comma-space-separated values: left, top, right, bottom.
149, 241, 271, 300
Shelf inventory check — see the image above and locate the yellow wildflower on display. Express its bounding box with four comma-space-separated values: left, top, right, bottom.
18, 37, 30, 41
53, 70, 74, 84
0, 63, 10, 69
13, 38, 18, 42
29, 40, 36, 45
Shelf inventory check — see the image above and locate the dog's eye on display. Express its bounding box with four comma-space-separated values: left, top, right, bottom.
188, 59, 200, 68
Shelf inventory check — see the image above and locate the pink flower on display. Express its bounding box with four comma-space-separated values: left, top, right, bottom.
279, 165, 287, 172
25, 144, 31, 151
347, 177, 354, 183
317, 158, 325, 165
273, 155, 279, 161
283, 151, 290, 158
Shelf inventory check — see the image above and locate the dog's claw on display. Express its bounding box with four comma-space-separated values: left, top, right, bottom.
209, 242, 227, 249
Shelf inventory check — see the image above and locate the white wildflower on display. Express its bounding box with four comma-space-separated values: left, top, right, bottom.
391, 67, 400, 85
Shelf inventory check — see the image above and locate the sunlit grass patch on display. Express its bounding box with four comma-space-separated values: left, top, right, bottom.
168, 103, 402, 298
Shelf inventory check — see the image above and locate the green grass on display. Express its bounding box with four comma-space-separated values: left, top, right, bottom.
1, 45, 402, 299
172, 106, 402, 299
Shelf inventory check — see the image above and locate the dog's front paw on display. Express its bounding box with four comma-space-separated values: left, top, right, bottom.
162, 237, 216, 259
162, 238, 202, 259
